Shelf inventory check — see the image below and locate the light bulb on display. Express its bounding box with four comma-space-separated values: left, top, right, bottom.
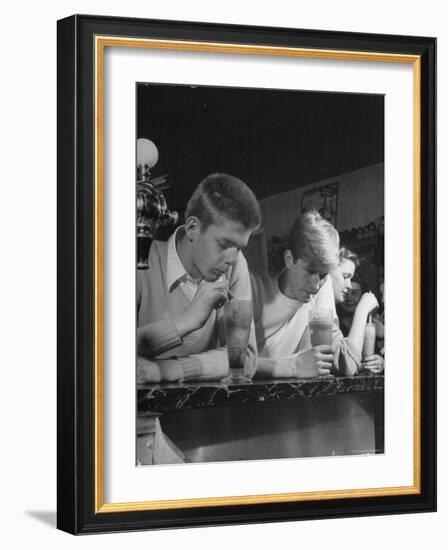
137, 138, 159, 169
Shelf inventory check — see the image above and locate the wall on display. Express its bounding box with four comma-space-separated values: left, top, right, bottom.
260, 163, 384, 240
1, 1, 445, 549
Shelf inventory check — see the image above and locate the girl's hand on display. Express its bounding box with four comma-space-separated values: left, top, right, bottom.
357, 292, 379, 316
362, 354, 384, 374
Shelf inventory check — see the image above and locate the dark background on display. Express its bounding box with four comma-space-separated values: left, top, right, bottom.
137, 83, 384, 213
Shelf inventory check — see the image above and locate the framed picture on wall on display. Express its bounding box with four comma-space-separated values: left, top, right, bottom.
301, 181, 339, 226
57, 14, 436, 534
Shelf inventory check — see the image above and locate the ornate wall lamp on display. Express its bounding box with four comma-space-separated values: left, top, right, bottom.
136, 138, 178, 269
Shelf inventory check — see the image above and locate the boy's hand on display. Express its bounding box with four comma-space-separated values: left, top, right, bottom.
176, 280, 228, 336
293, 345, 334, 378
136, 356, 162, 384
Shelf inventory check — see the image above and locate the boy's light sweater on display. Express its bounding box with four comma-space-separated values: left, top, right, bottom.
137, 240, 257, 381
250, 271, 361, 376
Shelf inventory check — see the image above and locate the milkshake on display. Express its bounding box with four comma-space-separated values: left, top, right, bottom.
222, 299, 253, 384
309, 309, 333, 346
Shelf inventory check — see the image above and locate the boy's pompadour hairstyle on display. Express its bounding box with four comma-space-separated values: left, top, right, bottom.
185, 173, 261, 230
287, 210, 339, 272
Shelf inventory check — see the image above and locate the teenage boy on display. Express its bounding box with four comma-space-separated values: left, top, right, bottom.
137, 173, 261, 383
251, 210, 361, 378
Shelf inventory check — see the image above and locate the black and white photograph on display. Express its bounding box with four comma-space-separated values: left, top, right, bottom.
135, 83, 385, 466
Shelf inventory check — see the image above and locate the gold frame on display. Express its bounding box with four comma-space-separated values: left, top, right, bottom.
94, 36, 421, 514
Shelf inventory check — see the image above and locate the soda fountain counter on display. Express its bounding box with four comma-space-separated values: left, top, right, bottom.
136, 374, 384, 465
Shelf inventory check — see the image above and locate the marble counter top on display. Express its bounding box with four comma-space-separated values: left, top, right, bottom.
137, 374, 384, 414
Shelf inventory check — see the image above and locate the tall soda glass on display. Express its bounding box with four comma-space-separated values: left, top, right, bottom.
221, 299, 253, 384
308, 309, 333, 346
361, 320, 377, 374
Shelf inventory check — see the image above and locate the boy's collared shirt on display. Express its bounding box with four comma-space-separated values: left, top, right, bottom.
166, 226, 200, 301
136, 233, 257, 379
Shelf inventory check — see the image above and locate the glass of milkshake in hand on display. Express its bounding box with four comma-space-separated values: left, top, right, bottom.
308, 309, 333, 346
308, 309, 334, 378
221, 298, 253, 385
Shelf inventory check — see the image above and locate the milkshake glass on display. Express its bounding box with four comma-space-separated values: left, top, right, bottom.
308, 309, 333, 346
221, 299, 253, 384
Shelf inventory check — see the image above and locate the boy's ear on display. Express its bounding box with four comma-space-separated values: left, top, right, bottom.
284, 249, 295, 270
184, 216, 200, 242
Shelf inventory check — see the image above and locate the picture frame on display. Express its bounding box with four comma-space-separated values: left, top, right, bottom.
301, 181, 339, 226
57, 14, 436, 534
